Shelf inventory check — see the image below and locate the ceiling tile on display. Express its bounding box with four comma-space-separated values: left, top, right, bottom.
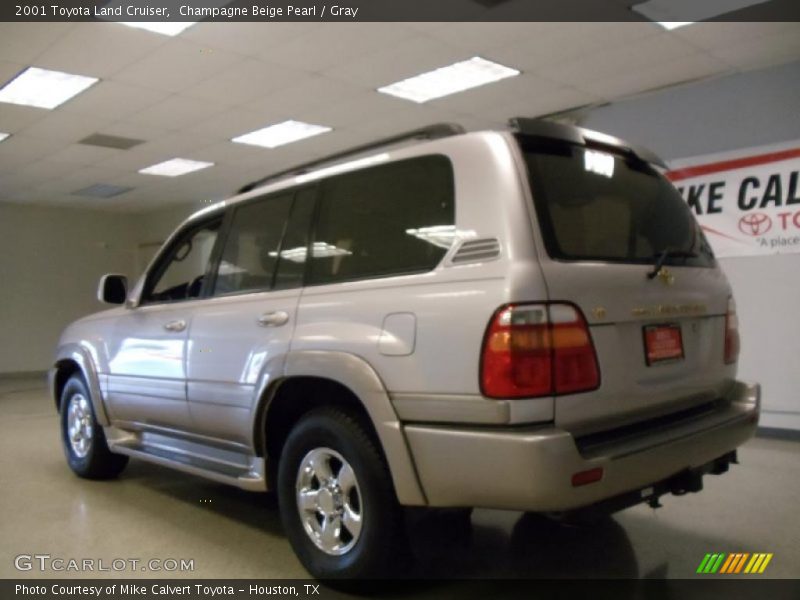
488, 22, 660, 72
537, 32, 696, 86
707, 29, 800, 71
425, 22, 554, 53
323, 35, 467, 87
34, 22, 168, 78
183, 22, 317, 55
181, 58, 311, 106
463, 84, 603, 122
668, 22, 800, 51
31, 165, 127, 194
431, 73, 561, 114
0, 103, 48, 133
59, 80, 169, 120
20, 111, 114, 143
125, 95, 229, 131
113, 38, 242, 93
0, 135, 59, 171
44, 144, 119, 166
0, 23, 76, 64
300, 92, 405, 128
242, 76, 367, 118
579, 52, 732, 100
264, 23, 415, 73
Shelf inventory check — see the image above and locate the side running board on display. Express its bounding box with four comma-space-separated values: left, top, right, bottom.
107, 429, 267, 492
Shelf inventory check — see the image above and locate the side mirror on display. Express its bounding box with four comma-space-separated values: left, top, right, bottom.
98, 274, 128, 305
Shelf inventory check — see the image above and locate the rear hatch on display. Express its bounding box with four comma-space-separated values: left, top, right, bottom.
516, 134, 735, 436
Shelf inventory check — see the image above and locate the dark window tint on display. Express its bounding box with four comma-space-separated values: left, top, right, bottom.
309, 155, 455, 284
143, 218, 221, 304
273, 188, 315, 290
518, 137, 714, 267
212, 194, 293, 296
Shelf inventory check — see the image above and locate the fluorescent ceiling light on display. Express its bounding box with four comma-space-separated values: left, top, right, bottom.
657, 22, 694, 30
139, 158, 214, 177
117, 22, 195, 36
633, 0, 770, 26
0, 67, 98, 109
232, 120, 332, 149
378, 56, 520, 104
0, 133, 9, 143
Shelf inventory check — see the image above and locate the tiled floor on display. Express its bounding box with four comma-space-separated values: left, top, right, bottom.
1, 376, 798, 581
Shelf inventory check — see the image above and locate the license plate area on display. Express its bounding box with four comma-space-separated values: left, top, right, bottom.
643, 324, 684, 365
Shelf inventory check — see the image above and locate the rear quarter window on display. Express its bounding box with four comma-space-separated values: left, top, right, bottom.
308, 155, 455, 284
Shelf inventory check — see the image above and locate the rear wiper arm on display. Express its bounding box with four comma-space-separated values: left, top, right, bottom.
647, 248, 698, 279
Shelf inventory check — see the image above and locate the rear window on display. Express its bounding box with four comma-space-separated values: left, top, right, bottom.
518, 137, 714, 267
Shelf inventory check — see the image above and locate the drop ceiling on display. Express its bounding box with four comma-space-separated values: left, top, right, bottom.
0, 20, 798, 212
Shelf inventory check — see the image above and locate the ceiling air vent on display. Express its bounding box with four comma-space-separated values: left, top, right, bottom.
73, 184, 133, 198
451, 238, 501, 264
79, 133, 144, 150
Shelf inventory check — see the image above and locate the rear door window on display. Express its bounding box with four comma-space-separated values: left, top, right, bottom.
517, 137, 715, 267
212, 193, 294, 296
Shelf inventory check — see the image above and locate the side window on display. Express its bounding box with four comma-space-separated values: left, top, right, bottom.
212, 193, 293, 296
273, 188, 316, 290
309, 155, 455, 285
143, 218, 222, 304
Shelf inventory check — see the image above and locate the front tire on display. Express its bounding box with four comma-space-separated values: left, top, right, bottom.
60, 375, 128, 479
277, 408, 403, 580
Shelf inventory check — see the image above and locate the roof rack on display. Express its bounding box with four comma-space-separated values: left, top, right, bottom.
509, 117, 667, 168
237, 122, 466, 194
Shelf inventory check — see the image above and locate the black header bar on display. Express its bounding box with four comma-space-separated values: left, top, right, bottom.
3, 0, 799, 22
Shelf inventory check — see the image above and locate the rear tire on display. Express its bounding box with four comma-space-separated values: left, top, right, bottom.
60, 375, 128, 480
277, 408, 404, 580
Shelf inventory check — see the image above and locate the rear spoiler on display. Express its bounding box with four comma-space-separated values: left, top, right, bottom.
509, 117, 667, 169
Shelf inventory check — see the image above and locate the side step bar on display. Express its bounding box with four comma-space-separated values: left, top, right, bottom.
107, 429, 267, 492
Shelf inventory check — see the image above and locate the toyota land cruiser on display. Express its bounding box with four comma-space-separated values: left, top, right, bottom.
51, 119, 760, 579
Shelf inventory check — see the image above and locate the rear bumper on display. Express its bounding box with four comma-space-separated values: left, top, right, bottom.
404, 381, 759, 512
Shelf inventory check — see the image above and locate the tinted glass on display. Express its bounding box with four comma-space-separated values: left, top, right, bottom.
212, 193, 293, 296
144, 219, 221, 304
273, 188, 316, 290
309, 155, 455, 284
518, 137, 714, 267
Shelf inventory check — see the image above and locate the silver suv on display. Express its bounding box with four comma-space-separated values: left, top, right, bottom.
52, 119, 760, 579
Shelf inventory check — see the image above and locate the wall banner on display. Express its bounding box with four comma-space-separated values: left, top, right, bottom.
666, 142, 800, 258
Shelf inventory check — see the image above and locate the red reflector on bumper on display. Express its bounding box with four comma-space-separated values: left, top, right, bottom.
572, 467, 604, 487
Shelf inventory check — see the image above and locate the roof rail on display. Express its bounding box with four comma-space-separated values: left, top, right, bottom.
237, 122, 466, 194
509, 117, 667, 168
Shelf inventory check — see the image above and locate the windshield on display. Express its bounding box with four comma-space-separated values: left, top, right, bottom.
517, 136, 715, 267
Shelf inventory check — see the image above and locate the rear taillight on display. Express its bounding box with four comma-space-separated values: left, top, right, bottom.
480, 303, 600, 399
724, 296, 740, 365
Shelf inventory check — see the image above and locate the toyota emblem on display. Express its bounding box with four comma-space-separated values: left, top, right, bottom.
738, 213, 772, 236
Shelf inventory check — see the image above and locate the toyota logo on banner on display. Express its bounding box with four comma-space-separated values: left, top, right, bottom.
738, 213, 773, 236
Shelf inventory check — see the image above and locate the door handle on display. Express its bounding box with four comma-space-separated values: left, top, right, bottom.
257, 311, 289, 327
163, 319, 187, 332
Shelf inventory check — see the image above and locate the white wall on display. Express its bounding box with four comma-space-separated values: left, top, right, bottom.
579, 60, 800, 431
0, 202, 197, 375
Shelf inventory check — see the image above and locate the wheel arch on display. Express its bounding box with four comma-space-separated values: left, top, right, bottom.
51, 344, 109, 425
254, 351, 427, 506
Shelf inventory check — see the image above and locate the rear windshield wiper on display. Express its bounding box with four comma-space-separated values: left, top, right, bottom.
647, 248, 698, 279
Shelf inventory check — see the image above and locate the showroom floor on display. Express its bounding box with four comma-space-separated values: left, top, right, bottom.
2, 376, 798, 582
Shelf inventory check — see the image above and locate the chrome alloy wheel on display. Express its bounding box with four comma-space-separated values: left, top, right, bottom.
296, 447, 363, 556
67, 393, 93, 458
